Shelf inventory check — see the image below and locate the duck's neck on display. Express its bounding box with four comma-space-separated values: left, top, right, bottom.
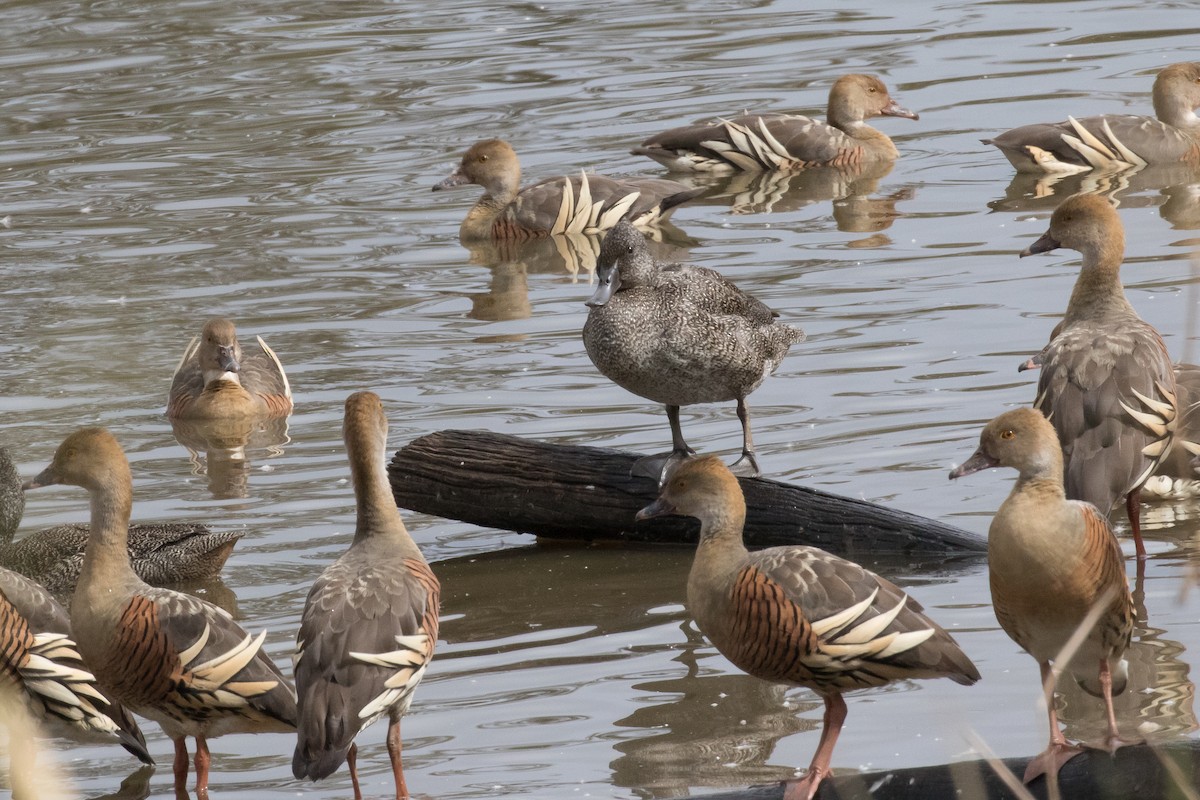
1063, 239, 1133, 322
79, 471, 140, 593
351, 447, 416, 551
1154, 87, 1200, 130
695, 502, 749, 557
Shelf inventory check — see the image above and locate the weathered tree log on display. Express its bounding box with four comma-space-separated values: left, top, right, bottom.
674, 739, 1200, 799
389, 430, 985, 557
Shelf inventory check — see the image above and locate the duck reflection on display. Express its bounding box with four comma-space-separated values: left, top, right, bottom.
680, 161, 914, 241
610, 634, 813, 797
989, 163, 1200, 230
170, 415, 289, 500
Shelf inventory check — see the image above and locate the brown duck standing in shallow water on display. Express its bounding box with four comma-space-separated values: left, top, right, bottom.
632, 73, 919, 173
1020, 193, 1177, 559
432, 138, 701, 241
2, 445, 240, 594
985, 62, 1200, 174
167, 317, 293, 420
23, 427, 297, 796
293, 392, 440, 800
951, 408, 1136, 783
0, 564, 152, 766
583, 220, 804, 479
639, 456, 979, 800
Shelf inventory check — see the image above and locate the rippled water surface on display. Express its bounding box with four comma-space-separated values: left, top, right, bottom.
3, 1, 1200, 798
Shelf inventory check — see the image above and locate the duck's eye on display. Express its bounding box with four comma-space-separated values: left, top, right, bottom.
626, 245, 634, 254
479, 155, 488, 162
1000, 429, 1015, 440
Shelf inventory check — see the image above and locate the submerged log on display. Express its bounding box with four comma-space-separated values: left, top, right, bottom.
677, 738, 1200, 799
388, 430, 985, 557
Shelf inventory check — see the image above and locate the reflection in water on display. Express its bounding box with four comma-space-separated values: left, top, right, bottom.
170, 416, 289, 500
611, 634, 812, 798
989, 164, 1200, 230
681, 160, 913, 239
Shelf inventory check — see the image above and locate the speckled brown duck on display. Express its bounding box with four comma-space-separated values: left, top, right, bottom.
1019, 193, 1178, 558
951, 408, 1136, 782
1, 445, 241, 594
583, 220, 804, 478
638, 456, 979, 800
167, 317, 293, 420
0, 564, 152, 765
23, 427, 297, 796
986, 62, 1200, 173
293, 391, 440, 800
632, 74, 919, 173
432, 138, 701, 241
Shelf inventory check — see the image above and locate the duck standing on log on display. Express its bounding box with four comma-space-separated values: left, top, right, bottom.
985, 62, 1200, 174
293, 392, 440, 800
432, 138, 702, 241
23, 427, 298, 796
639, 456, 979, 800
582, 220, 804, 479
951, 408, 1136, 782
167, 317, 293, 420
1018, 193, 1177, 559
632, 73, 919, 172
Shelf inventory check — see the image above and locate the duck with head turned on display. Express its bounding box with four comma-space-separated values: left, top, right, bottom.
167, 317, 293, 420
951, 408, 1136, 783
432, 138, 702, 242
639, 456, 979, 800
582, 220, 804, 479
632, 73, 919, 173
0, 564, 152, 766
1019, 193, 1177, 559
293, 391, 440, 800
985, 62, 1200, 173
23, 427, 297, 797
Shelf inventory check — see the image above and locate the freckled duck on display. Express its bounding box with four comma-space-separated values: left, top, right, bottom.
632, 74, 919, 173
583, 221, 804, 479
1020, 193, 1177, 559
293, 391, 440, 800
432, 138, 702, 241
986, 62, 1200, 174
0, 564, 152, 765
23, 427, 297, 796
638, 456, 979, 800
1, 445, 241, 594
167, 317, 293, 420
950, 408, 1136, 782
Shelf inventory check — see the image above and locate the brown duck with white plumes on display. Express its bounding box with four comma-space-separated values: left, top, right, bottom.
583, 220, 804, 479
432, 138, 702, 242
23, 427, 297, 796
2, 444, 240, 594
0, 564, 152, 765
985, 62, 1200, 174
167, 317, 293, 420
293, 391, 440, 800
638, 456, 979, 800
1020, 193, 1177, 559
950, 408, 1136, 783
632, 74, 919, 173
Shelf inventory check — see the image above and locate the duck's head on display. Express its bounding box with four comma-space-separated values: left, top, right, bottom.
23, 427, 130, 494
636, 455, 744, 526
586, 220, 653, 307
1020, 193, 1122, 258
949, 407, 1062, 481
433, 138, 521, 197
828, 74, 919, 127
198, 317, 243, 385
1152, 62, 1200, 127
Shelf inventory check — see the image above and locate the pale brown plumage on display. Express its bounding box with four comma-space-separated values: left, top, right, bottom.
293, 392, 440, 800
1021, 193, 1177, 559
639, 456, 978, 800
167, 318, 293, 420
583, 221, 805, 478
633, 74, 919, 173
431, 138, 701, 241
951, 408, 1136, 782
0, 565, 151, 764
986, 62, 1200, 174
23, 427, 297, 796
